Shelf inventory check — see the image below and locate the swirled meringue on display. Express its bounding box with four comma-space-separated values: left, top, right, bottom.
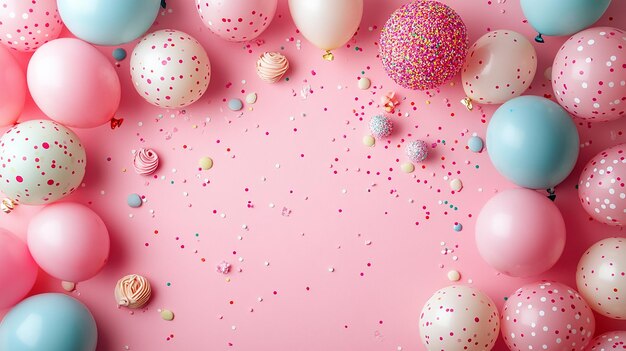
133, 148, 159, 175
256, 52, 289, 83
115, 274, 152, 309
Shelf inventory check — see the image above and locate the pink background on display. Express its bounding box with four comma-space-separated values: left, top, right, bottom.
2, 0, 626, 350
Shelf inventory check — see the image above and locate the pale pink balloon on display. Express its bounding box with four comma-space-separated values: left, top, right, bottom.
0, 228, 37, 309
577, 238, 626, 320
584, 331, 626, 351
419, 285, 500, 351
0, 0, 63, 52
475, 188, 566, 277
552, 27, 625, 122
27, 38, 121, 128
0, 45, 25, 127
502, 281, 596, 351
27, 202, 110, 282
578, 144, 626, 226
462, 30, 537, 105
196, 0, 277, 42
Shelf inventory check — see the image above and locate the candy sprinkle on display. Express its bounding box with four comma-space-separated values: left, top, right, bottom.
369, 115, 393, 139
406, 140, 428, 163
160, 309, 174, 321
379, 1, 468, 90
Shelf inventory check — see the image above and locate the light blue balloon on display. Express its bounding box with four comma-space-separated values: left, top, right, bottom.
486, 96, 579, 189
57, 0, 161, 46
0, 294, 97, 351
520, 0, 611, 42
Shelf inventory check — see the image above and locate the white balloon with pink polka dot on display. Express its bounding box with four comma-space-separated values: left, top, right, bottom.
0, 0, 63, 52
502, 281, 595, 351
419, 285, 500, 351
577, 237, 626, 320
131, 29, 211, 109
0, 120, 86, 205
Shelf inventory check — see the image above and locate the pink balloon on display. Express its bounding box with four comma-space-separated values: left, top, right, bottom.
0, 0, 63, 52
462, 30, 537, 105
0, 228, 37, 309
585, 331, 626, 351
578, 144, 626, 226
502, 281, 596, 351
0, 45, 25, 127
27, 202, 110, 282
475, 188, 566, 277
196, 0, 277, 42
27, 38, 121, 128
552, 27, 625, 122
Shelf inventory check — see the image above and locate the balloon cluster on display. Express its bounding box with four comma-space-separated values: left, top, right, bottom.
409, 1, 625, 351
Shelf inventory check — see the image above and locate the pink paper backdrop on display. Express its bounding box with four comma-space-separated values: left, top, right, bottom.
2, 0, 626, 350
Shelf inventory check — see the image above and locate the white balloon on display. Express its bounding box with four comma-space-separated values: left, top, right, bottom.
0, 120, 86, 205
419, 285, 500, 351
130, 29, 211, 109
288, 0, 363, 53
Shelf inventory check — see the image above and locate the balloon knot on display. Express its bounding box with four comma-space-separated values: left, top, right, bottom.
534, 33, 544, 43
460, 97, 473, 111
546, 188, 556, 201
322, 50, 334, 61
1, 198, 17, 214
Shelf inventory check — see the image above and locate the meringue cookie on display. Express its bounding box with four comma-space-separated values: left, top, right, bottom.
133, 148, 159, 175
115, 274, 152, 309
256, 52, 289, 83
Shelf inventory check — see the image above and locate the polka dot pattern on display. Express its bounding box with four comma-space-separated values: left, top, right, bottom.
196, 0, 277, 42
585, 331, 626, 351
502, 281, 595, 351
419, 285, 500, 351
578, 143, 626, 226
577, 237, 626, 320
462, 30, 537, 104
0, 0, 63, 52
130, 29, 211, 109
0, 120, 86, 205
552, 27, 625, 122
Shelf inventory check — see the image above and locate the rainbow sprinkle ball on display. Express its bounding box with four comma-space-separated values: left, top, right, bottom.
369, 115, 393, 139
406, 140, 428, 162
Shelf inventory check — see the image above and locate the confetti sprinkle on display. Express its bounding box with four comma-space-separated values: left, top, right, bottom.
449, 178, 463, 191
362, 135, 375, 147
467, 135, 484, 153
358, 77, 371, 90
401, 162, 415, 173
216, 261, 231, 274
447, 270, 461, 281
61, 281, 76, 292
198, 157, 213, 170
112, 48, 127, 61
127, 193, 142, 208
160, 309, 174, 321
228, 98, 243, 111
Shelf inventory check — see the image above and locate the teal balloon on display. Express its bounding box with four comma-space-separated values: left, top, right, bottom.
521, 0, 611, 38
0, 294, 97, 351
486, 96, 579, 189
57, 0, 161, 46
